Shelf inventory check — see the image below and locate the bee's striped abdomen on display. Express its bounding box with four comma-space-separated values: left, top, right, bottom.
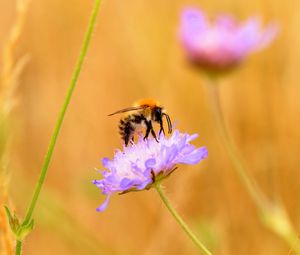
119, 114, 145, 146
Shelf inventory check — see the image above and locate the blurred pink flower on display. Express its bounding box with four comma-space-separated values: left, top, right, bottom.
179, 7, 278, 72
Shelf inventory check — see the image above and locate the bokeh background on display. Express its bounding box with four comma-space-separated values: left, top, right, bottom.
0, 0, 299, 254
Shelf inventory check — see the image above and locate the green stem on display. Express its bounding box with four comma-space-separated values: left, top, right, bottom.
204, 78, 300, 254
16, 0, 102, 253
261, 204, 300, 254
15, 240, 21, 255
22, 0, 102, 226
155, 182, 213, 255
205, 80, 268, 210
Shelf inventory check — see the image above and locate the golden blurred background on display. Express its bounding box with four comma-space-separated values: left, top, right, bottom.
0, 0, 299, 254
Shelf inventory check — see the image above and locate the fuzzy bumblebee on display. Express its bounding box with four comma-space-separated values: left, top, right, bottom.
108, 99, 172, 146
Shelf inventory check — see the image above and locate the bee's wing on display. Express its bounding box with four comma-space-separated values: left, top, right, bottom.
108, 105, 149, 116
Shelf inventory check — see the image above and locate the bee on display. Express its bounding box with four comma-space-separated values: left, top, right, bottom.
108, 99, 172, 146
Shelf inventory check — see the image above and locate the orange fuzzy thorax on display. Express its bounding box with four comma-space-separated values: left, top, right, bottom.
133, 98, 161, 109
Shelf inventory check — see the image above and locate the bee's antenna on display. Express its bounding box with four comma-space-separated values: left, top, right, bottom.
163, 113, 172, 134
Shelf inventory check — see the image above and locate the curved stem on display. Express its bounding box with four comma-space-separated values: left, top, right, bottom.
205, 79, 268, 209
22, 0, 102, 226
16, 0, 102, 253
15, 240, 21, 255
204, 77, 300, 254
155, 182, 213, 255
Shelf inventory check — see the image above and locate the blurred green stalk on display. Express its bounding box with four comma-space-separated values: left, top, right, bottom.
1, 1, 31, 254
205, 78, 300, 254
15, 240, 22, 254
14, 0, 103, 253
155, 182, 213, 255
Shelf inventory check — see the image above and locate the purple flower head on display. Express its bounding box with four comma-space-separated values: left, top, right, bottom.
93, 130, 208, 211
179, 7, 278, 72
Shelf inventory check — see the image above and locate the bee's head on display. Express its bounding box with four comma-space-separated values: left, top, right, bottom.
152, 106, 163, 121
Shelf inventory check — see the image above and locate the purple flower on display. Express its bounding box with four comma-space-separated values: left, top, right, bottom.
179, 7, 278, 71
93, 130, 208, 211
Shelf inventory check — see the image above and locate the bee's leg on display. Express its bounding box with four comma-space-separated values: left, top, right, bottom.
143, 120, 151, 141
124, 133, 132, 146
158, 119, 165, 136
124, 135, 129, 146
151, 128, 159, 143
143, 120, 159, 143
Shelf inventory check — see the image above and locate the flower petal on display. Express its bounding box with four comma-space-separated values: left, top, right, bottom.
96, 194, 111, 212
